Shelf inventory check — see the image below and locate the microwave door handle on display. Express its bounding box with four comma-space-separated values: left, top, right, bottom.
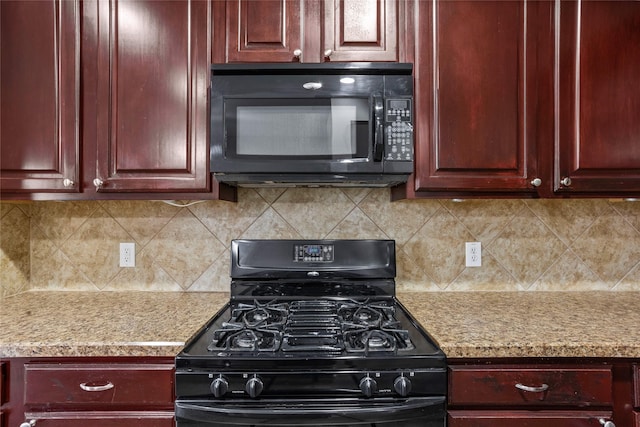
372, 96, 384, 162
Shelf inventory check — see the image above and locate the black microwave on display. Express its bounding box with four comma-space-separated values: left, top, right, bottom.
210, 62, 414, 187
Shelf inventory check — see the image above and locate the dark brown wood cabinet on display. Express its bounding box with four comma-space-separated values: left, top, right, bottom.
634, 365, 640, 426
220, 0, 399, 63
1, 0, 234, 201
403, 0, 640, 199
1, 357, 174, 427
447, 360, 638, 427
553, 0, 640, 195
406, 0, 545, 198
0, 0, 81, 194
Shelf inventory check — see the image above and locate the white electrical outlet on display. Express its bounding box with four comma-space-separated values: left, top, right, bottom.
465, 242, 481, 267
119, 242, 135, 267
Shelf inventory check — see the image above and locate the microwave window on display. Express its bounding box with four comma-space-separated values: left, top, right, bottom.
228, 98, 370, 159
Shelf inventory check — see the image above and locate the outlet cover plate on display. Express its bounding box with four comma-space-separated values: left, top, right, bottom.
465, 242, 481, 267
119, 242, 135, 268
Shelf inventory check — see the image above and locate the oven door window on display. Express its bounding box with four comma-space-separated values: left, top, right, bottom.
225, 98, 370, 160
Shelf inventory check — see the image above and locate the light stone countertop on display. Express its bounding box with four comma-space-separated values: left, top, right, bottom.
1, 291, 639, 359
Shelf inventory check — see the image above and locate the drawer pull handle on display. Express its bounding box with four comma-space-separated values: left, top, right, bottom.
79, 381, 114, 392
515, 382, 549, 393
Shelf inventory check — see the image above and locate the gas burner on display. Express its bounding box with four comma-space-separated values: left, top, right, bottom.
231, 300, 288, 328
209, 325, 282, 352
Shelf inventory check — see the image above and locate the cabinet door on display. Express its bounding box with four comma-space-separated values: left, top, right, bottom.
0, 0, 80, 194
322, 0, 397, 62
23, 411, 174, 427
91, 0, 211, 193
225, 0, 302, 62
555, 1, 640, 194
411, 0, 545, 196
448, 411, 614, 427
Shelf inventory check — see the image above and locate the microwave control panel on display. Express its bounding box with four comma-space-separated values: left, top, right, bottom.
385, 99, 413, 161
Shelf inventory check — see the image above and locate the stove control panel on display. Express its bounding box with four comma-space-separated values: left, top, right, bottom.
293, 244, 334, 263
177, 369, 447, 399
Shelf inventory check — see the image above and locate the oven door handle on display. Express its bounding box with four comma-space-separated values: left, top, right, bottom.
176, 396, 445, 425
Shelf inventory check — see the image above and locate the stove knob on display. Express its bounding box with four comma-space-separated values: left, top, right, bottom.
245, 377, 264, 398
210, 376, 229, 398
359, 376, 378, 397
394, 375, 412, 397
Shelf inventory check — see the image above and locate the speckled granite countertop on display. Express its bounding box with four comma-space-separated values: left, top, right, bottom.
1, 291, 639, 358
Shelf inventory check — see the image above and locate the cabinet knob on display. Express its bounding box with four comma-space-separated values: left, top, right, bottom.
62, 178, 75, 188
293, 49, 302, 59
560, 177, 572, 186
599, 419, 615, 427
324, 49, 333, 58
530, 178, 542, 187
20, 421, 36, 427
93, 178, 104, 189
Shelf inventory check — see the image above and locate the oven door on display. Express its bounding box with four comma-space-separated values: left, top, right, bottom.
175, 396, 445, 427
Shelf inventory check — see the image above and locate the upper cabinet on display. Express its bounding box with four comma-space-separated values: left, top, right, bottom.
405, 0, 640, 199
220, 0, 399, 63
87, 0, 214, 194
407, 0, 546, 198
0, 0, 81, 194
1, 0, 233, 200
553, 0, 640, 195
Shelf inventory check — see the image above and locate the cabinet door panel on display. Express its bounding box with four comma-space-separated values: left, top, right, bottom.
24, 411, 174, 427
226, 0, 301, 62
413, 0, 542, 194
323, 0, 397, 62
634, 365, 640, 408
94, 0, 210, 192
556, 0, 640, 193
448, 410, 613, 427
24, 363, 174, 406
0, 0, 80, 193
449, 366, 613, 406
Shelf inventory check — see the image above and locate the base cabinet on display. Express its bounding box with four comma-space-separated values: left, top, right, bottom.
448, 411, 613, 427
1, 357, 174, 427
448, 362, 622, 427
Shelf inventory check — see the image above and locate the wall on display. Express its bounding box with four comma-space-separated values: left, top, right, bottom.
1, 188, 640, 298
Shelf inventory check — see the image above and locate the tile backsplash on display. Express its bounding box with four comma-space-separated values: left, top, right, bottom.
2, 188, 639, 298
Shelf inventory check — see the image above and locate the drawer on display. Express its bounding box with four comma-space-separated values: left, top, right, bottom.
634, 365, 639, 408
23, 411, 174, 427
24, 363, 174, 406
449, 365, 613, 406
448, 410, 614, 427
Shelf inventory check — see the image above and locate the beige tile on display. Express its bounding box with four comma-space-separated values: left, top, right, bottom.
405, 208, 475, 285
395, 248, 440, 292
443, 199, 525, 242
102, 200, 179, 246
143, 209, 225, 289
448, 254, 522, 291
31, 247, 98, 291
326, 207, 389, 240
489, 208, 567, 287
0, 202, 16, 219
525, 199, 609, 245
60, 207, 133, 288
615, 263, 640, 291
240, 208, 302, 240
105, 248, 182, 292
0, 207, 30, 296
610, 199, 640, 232
188, 250, 232, 292
341, 188, 373, 205
254, 187, 286, 204
571, 207, 640, 282
30, 201, 98, 245
530, 249, 608, 291
359, 189, 441, 245
189, 189, 269, 246
272, 188, 355, 238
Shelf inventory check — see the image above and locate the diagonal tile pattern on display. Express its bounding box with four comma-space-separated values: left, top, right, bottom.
1, 191, 640, 295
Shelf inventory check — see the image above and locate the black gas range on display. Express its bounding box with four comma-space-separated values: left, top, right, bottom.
175, 239, 446, 427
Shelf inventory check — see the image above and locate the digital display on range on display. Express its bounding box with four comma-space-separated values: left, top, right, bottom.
294, 244, 334, 262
